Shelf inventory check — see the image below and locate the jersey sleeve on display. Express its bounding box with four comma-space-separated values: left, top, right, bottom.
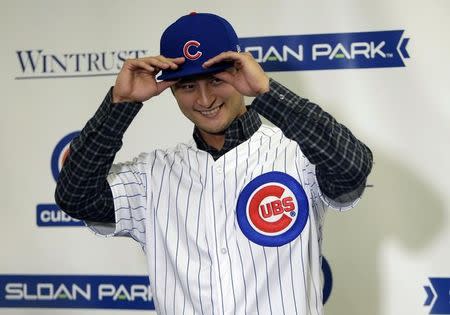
302, 155, 361, 212
86, 152, 150, 247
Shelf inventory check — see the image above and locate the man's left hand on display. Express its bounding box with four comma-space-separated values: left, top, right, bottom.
203, 51, 270, 97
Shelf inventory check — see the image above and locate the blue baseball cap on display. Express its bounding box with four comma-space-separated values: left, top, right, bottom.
157, 12, 241, 81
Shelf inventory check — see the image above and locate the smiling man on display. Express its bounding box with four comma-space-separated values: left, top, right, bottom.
55, 12, 373, 315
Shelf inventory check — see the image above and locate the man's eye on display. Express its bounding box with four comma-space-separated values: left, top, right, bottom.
211, 78, 223, 85
181, 83, 195, 90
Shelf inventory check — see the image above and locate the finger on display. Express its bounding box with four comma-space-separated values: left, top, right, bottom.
163, 56, 186, 64
138, 56, 183, 62
155, 56, 185, 63
154, 56, 185, 69
131, 60, 156, 73
202, 51, 241, 68
132, 56, 180, 71
149, 58, 173, 71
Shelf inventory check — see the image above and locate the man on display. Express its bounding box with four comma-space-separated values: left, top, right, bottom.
56, 12, 372, 315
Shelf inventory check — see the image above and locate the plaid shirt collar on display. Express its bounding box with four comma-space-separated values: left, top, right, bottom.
193, 107, 261, 160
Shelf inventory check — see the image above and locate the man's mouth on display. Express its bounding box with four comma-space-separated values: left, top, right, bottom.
198, 104, 223, 117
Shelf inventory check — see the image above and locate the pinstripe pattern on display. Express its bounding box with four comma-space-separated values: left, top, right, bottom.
194, 151, 206, 315
184, 150, 194, 314
163, 158, 176, 315
90, 125, 346, 314
222, 156, 237, 314
55, 79, 373, 315
208, 169, 222, 314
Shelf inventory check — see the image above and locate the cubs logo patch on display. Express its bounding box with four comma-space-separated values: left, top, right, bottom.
237, 172, 309, 247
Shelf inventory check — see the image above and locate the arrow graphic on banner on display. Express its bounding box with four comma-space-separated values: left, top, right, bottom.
424, 278, 450, 314
397, 37, 410, 60
424, 285, 435, 306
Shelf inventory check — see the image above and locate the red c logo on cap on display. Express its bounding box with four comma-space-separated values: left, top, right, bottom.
183, 40, 202, 60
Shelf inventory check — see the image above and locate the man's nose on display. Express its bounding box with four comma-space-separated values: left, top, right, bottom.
196, 85, 216, 108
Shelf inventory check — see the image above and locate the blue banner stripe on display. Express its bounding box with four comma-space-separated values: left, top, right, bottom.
0, 275, 154, 310
239, 30, 409, 71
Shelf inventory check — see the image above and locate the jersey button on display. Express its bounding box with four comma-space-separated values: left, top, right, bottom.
216, 166, 223, 173
221, 248, 227, 254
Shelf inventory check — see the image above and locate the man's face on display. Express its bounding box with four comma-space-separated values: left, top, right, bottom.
172, 73, 246, 136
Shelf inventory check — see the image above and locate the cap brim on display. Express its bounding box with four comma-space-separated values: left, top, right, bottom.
157, 61, 234, 81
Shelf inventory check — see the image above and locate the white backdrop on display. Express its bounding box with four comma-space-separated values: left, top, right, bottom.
1, 0, 450, 314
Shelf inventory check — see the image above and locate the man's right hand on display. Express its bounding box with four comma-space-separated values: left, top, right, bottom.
112, 56, 185, 103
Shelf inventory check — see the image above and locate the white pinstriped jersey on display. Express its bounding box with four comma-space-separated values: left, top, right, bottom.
89, 124, 358, 315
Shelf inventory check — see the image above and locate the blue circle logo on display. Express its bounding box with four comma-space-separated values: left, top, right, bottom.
236, 172, 309, 247
50, 131, 80, 182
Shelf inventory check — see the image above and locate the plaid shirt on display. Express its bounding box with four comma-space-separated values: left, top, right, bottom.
55, 79, 373, 223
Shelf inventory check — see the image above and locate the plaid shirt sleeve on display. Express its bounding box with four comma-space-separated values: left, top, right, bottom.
252, 78, 373, 204
54, 88, 143, 223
